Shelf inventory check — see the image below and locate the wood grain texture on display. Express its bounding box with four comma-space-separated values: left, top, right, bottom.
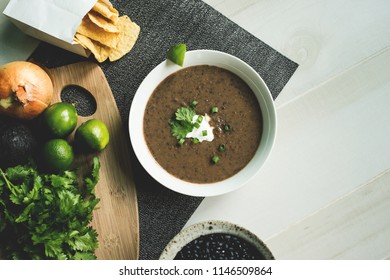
47, 62, 139, 260
204, 0, 390, 106
267, 169, 390, 260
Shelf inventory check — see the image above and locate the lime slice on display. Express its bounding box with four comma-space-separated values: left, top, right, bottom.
167, 44, 186, 66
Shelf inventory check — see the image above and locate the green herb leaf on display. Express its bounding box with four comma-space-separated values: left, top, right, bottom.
4, 165, 34, 182
85, 156, 100, 194
170, 119, 193, 139
175, 106, 196, 123
74, 251, 97, 260
170, 106, 196, 140
50, 173, 76, 190
15, 202, 35, 223
0, 157, 101, 260
44, 236, 64, 258
72, 232, 98, 252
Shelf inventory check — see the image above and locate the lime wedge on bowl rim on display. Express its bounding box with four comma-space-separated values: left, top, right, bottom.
167, 44, 186, 66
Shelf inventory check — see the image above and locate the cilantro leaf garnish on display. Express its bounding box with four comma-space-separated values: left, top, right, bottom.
175, 106, 195, 122
169, 105, 196, 140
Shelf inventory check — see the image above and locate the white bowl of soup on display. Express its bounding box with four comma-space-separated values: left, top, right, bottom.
129, 50, 276, 197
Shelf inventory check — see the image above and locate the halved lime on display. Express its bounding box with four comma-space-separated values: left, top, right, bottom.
167, 44, 186, 66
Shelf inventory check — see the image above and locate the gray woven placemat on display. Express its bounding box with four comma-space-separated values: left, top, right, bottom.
31, 0, 298, 260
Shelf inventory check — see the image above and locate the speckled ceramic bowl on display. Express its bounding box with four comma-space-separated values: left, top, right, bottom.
159, 220, 274, 260
129, 50, 277, 197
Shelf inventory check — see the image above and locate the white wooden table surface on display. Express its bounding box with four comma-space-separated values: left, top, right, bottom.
186, 0, 390, 259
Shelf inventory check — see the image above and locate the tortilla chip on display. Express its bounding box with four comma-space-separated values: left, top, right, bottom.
88, 11, 119, 33
75, 33, 111, 63
109, 16, 140, 62
98, 0, 115, 8
92, 0, 119, 23
73, 36, 85, 48
77, 16, 119, 48
74, 0, 140, 62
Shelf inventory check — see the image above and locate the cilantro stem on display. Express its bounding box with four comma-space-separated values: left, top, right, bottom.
0, 168, 16, 193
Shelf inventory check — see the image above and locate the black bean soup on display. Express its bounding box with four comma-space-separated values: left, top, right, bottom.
174, 233, 266, 260
143, 65, 263, 183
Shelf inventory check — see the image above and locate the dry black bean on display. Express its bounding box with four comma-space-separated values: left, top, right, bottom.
174, 233, 266, 260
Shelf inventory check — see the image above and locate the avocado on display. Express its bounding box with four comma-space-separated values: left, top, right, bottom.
0, 117, 37, 168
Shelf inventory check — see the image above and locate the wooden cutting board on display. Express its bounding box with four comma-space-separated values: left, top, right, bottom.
47, 62, 139, 260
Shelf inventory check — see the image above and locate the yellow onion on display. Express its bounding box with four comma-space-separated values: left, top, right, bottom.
0, 61, 53, 120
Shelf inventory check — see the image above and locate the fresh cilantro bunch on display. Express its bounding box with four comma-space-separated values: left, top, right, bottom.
0, 157, 100, 260
169, 106, 196, 140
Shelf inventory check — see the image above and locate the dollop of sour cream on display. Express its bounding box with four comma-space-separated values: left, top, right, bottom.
186, 114, 214, 142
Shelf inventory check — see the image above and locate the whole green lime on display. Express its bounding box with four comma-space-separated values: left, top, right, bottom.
74, 119, 110, 153
42, 102, 78, 138
42, 139, 74, 173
